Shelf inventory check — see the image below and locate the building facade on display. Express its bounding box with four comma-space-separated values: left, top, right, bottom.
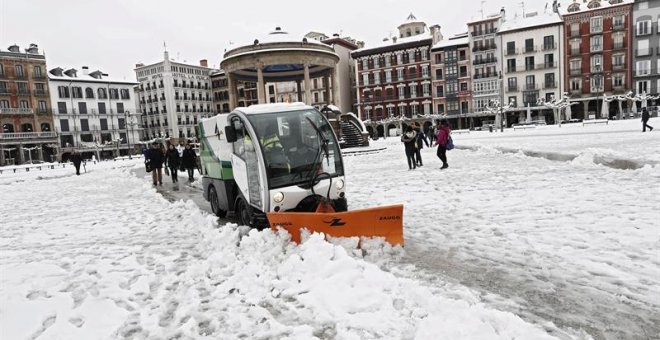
499, 9, 564, 123
135, 51, 213, 141
0, 43, 57, 165
430, 34, 473, 129
319, 36, 359, 113
48, 66, 139, 159
633, 0, 660, 96
468, 12, 503, 115
561, 0, 634, 119
352, 14, 443, 122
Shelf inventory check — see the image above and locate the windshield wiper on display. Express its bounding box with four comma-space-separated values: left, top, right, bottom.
304, 117, 332, 192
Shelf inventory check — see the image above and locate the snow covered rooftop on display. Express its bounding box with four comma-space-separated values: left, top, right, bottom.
353, 28, 432, 54
431, 36, 469, 50
48, 67, 137, 85
559, 0, 634, 15
498, 11, 563, 34
251, 27, 325, 46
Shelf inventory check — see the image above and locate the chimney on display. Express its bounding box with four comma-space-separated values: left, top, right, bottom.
500, 7, 506, 19
430, 25, 443, 45
200, 59, 208, 67
392, 37, 398, 43
26, 43, 39, 54
8, 44, 20, 53
357, 41, 365, 48
82, 66, 89, 75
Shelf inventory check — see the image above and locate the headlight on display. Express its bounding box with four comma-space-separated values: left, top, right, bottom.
335, 179, 345, 190
273, 192, 284, 203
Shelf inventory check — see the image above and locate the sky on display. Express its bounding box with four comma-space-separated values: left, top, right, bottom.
1, 0, 556, 81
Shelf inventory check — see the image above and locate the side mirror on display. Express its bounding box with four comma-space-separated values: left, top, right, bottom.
225, 125, 237, 143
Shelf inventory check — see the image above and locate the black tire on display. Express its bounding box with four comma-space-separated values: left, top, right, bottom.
236, 198, 251, 227
208, 185, 227, 218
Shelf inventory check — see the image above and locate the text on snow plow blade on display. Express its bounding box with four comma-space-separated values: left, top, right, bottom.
198, 103, 404, 246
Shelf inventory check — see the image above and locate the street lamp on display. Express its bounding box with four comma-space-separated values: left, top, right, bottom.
125, 110, 137, 159
498, 71, 504, 132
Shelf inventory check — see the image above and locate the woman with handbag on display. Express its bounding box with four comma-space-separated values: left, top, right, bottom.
165, 144, 180, 183
435, 119, 451, 170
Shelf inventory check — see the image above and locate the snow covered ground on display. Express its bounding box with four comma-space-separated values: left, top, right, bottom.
2, 119, 658, 339
2, 161, 561, 339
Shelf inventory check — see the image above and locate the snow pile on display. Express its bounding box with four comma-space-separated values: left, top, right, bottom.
0, 164, 560, 339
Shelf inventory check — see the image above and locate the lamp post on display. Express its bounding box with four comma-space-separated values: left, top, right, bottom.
498, 71, 504, 132
125, 110, 137, 159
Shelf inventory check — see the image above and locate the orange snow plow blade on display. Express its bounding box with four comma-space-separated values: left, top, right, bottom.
267, 204, 404, 246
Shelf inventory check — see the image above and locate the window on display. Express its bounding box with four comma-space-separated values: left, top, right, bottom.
397, 69, 404, 80
19, 100, 29, 108
525, 39, 534, 52
59, 119, 69, 132
80, 119, 89, 131
85, 87, 94, 98
100, 118, 108, 131
33, 66, 42, 78
436, 85, 444, 97
508, 77, 517, 91
0, 64, 3, 76
590, 17, 603, 33
638, 39, 650, 56
544, 73, 555, 88
57, 102, 67, 114
591, 55, 603, 72
506, 41, 516, 55
437, 103, 444, 113
636, 60, 651, 76
38, 101, 47, 113
17, 82, 28, 94
385, 70, 392, 82
435, 54, 442, 64
58, 86, 70, 98
120, 89, 130, 100
637, 20, 651, 36
590, 35, 602, 52
15, 65, 24, 77
98, 102, 106, 114
570, 23, 580, 36
78, 102, 87, 114
637, 80, 649, 94
525, 75, 536, 90
422, 84, 430, 96
613, 54, 624, 68
613, 74, 624, 87
613, 33, 624, 49
109, 88, 119, 99
525, 56, 535, 71
98, 88, 107, 99
72, 86, 83, 98
613, 15, 624, 28
460, 82, 468, 92
543, 36, 555, 50
570, 59, 581, 72
435, 69, 443, 79
507, 59, 516, 73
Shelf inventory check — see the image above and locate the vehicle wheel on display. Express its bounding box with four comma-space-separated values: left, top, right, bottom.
209, 186, 227, 218
236, 198, 252, 227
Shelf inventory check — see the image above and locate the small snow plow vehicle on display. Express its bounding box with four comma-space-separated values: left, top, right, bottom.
198, 103, 403, 246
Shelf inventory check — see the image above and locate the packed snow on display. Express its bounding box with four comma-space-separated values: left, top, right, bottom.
1, 118, 658, 339
2, 161, 560, 339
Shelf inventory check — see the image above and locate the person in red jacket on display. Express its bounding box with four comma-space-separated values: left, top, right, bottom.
435, 119, 451, 169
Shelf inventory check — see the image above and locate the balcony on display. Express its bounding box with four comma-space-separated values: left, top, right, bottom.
523, 45, 538, 54
570, 48, 581, 56
542, 43, 557, 51
570, 68, 582, 76
613, 43, 625, 50
472, 57, 497, 66
34, 90, 48, 97
0, 72, 5, 79
570, 30, 580, 38
543, 82, 557, 89
473, 73, 497, 79
0, 108, 34, 114
17, 90, 31, 96
524, 83, 538, 91
0, 88, 9, 95
506, 48, 519, 56
539, 62, 556, 69
0, 132, 57, 140
525, 64, 535, 71
570, 88, 582, 95
471, 28, 497, 37
613, 24, 625, 31
506, 85, 518, 92
15, 74, 27, 80
591, 45, 603, 53
613, 63, 625, 71
507, 66, 517, 73
636, 48, 652, 57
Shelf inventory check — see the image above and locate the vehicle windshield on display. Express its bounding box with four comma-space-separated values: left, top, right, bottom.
247, 109, 344, 189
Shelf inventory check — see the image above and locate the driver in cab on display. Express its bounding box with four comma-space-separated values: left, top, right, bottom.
256, 121, 290, 176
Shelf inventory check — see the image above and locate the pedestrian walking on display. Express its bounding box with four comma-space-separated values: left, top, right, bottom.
176, 142, 185, 157
71, 150, 83, 175
642, 108, 654, 132
182, 143, 197, 181
413, 123, 424, 167
401, 125, 418, 170
165, 144, 180, 183
435, 119, 451, 169
147, 142, 164, 186
422, 124, 432, 147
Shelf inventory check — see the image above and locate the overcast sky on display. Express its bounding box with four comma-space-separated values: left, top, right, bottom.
2, 0, 554, 80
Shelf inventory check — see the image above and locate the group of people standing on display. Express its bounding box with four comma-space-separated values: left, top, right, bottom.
145, 141, 198, 186
401, 119, 451, 170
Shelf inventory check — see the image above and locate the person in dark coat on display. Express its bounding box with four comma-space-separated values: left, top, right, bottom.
71, 151, 83, 175
147, 142, 164, 186
181, 144, 197, 181
435, 119, 451, 169
642, 108, 654, 132
413, 123, 424, 167
400, 125, 417, 170
165, 144, 180, 183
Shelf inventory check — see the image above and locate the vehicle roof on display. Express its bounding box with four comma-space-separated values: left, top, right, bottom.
234, 102, 314, 115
